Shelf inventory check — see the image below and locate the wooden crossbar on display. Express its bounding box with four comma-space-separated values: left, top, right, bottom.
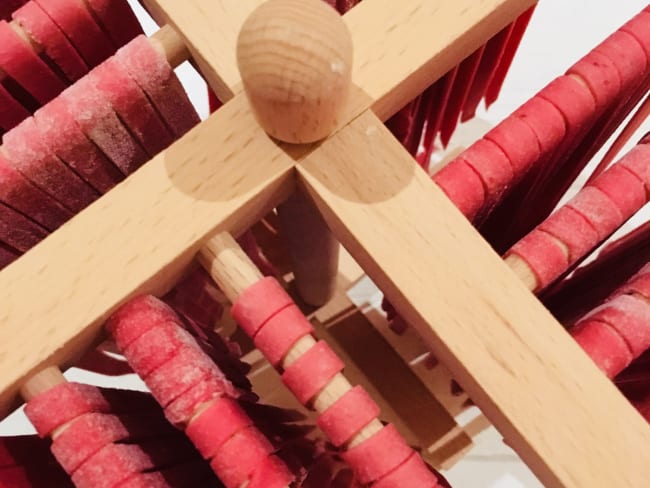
143, 0, 536, 118
3, 0, 647, 487
297, 109, 650, 487
0, 0, 532, 413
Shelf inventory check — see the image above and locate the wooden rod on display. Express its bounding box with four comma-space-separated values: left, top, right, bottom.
19, 366, 66, 402
502, 75, 644, 292
198, 232, 383, 448
19, 366, 71, 439
277, 192, 339, 306
504, 252, 542, 291
150, 25, 190, 69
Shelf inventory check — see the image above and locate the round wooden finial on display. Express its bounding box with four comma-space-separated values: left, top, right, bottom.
237, 0, 353, 144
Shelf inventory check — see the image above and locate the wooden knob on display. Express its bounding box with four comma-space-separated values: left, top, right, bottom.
237, 0, 353, 144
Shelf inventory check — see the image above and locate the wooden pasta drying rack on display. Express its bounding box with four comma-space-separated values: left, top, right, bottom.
1, 0, 649, 486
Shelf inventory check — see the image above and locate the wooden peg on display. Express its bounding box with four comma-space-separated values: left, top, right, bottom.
277, 191, 339, 306
236, 0, 353, 144
199, 232, 264, 300
20, 366, 71, 439
199, 232, 382, 448
150, 25, 190, 70
20, 366, 66, 402
504, 253, 539, 291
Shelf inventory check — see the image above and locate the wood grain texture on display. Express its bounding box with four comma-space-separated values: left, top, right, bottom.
20, 367, 66, 402
0, 0, 539, 458
278, 193, 340, 306
187, 0, 534, 308
342, 0, 537, 122
0, 95, 295, 415
148, 1, 345, 307
504, 253, 539, 291
237, 0, 353, 144
144, 0, 535, 118
140, 0, 261, 101
144, 0, 536, 309
198, 233, 264, 299
296, 109, 650, 488
151, 25, 190, 69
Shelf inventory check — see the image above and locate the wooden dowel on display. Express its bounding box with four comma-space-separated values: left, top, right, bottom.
504, 253, 538, 291
505, 231, 571, 293
277, 192, 340, 306
19, 366, 66, 402
19, 366, 72, 439
199, 232, 383, 448
198, 233, 263, 300
150, 25, 190, 70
